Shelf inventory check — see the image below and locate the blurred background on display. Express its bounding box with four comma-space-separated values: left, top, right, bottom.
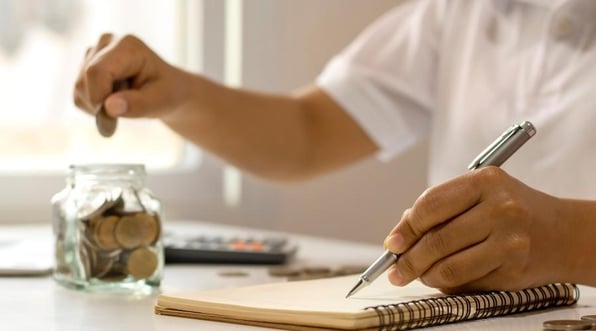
0, 0, 427, 243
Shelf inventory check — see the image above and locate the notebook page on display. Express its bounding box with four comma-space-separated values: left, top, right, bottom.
158, 274, 440, 327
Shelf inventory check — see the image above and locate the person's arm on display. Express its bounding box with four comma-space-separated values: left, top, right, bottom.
383, 166, 596, 293
74, 34, 377, 181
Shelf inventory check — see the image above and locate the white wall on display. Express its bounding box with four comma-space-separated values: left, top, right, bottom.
235, 0, 430, 243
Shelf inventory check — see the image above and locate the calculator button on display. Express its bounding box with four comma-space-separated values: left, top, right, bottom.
250, 242, 264, 251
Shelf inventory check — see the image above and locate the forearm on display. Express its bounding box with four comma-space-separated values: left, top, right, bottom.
162, 73, 376, 181
559, 198, 596, 286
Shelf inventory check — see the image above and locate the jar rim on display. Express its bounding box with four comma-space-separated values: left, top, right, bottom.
67, 164, 146, 181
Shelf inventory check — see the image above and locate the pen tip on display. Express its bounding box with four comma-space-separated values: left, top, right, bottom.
345, 279, 364, 298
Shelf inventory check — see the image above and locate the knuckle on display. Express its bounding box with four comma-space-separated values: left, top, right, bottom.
402, 216, 421, 240
436, 261, 460, 287
416, 187, 439, 210
84, 62, 102, 81
476, 166, 505, 183
503, 232, 530, 255
119, 34, 140, 47
398, 254, 418, 277
424, 230, 448, 255
74, 78, 85, 91
97, 33, 114, 49
500, 198, 529, 221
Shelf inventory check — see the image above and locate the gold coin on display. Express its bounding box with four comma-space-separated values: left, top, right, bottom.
114, 215, 143, 249
126, 247, 158, 279
114, 213, 160, 249
543, 320, 591, 330
135, 213, 160, 246
94, 215, 120, 250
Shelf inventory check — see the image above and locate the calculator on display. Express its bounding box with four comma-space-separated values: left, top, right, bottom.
163, 233, 298, 265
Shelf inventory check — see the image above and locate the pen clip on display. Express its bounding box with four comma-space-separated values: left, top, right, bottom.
467, 124, 520, 170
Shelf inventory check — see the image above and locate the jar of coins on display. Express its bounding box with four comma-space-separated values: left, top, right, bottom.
51, 164, 163, 294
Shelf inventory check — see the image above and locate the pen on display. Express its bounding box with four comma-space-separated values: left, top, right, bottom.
346, 120, 537, 298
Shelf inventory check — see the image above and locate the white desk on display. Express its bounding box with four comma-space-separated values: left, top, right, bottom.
1, 221, 595, 331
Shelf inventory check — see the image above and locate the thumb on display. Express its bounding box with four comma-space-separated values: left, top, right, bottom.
104, 88, 162, 119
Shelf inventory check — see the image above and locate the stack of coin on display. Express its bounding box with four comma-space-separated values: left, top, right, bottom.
543, 320, 592, 330
75, 188, 161, 281
580, 315, 596, 330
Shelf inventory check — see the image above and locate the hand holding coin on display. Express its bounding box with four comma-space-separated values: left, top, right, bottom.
96, 80, 130, 137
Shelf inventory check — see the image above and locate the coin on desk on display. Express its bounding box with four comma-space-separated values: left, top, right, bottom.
268, 266, 302, 277
580, 315, 596, 328
334, 265, 368, 276
543, 319, 592, 330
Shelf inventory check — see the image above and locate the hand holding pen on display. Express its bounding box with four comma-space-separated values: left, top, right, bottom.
346, 121, 573, 296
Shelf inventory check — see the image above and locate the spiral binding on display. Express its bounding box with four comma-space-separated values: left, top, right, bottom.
364, 283, 579, 331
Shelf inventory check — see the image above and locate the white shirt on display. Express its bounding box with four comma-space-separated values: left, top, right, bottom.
317, 0, 596, 199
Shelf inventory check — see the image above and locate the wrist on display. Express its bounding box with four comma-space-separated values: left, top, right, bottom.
556, 198, 596, 286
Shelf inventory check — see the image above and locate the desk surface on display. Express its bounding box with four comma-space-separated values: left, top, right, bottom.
1, 221, 595, 331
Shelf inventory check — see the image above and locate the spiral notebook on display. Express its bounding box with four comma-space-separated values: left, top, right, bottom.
155, 274, 579, 330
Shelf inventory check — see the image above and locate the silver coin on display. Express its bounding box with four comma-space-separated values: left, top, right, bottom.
96, 107, 117, 138
95, 80, 129, 138
76, 192, 108, 220
543, 319, 592, 330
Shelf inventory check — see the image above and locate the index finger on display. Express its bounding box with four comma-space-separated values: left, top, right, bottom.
385, 170, 486, 254
83, 35, 149, 110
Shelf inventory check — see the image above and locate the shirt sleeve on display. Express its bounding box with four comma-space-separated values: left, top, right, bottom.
316, 0, 445, 162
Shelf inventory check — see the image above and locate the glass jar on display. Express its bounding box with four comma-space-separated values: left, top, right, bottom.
51, 164, 163, 294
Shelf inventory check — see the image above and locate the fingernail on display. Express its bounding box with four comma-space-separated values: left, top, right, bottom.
105, 97, 127, 116
386, 232, 405, 253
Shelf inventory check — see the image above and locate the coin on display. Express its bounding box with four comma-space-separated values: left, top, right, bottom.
218, 270, 249, 277
126, 247, 158, 279
77, 192, 108, 221
95, 80, 129, 138
268, 266, 302, 277
96, 107, 117, 138
543, 319, 592, 330
303, 266, 332, 276
94, 215, 120, 250
114, 215, 143, 249
135, 213, 160, 246
335, 265, 368, 276
580, 315, 596, 329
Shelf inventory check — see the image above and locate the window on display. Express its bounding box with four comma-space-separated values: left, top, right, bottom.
0, 0, 191, 172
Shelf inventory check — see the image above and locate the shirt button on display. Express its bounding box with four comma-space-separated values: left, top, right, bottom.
553, 17, 576, 41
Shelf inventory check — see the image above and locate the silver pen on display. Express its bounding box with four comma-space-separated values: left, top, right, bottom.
346, 121, 537, 298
